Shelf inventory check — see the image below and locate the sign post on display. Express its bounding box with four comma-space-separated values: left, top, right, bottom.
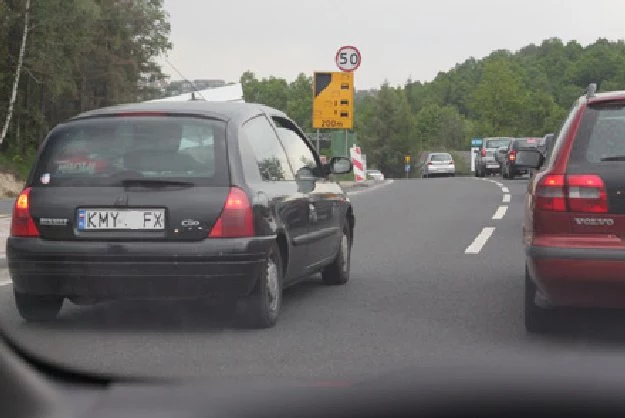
313, 46, 361, 178
471, 138, 483, 173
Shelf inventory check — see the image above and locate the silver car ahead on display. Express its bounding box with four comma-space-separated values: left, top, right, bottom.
420, 152, 455, 178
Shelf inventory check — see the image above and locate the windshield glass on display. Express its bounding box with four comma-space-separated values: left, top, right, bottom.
485, 138, 512, 149
430, 153, 452, 161
33, 117, 228, 187
3, 0, 625, 385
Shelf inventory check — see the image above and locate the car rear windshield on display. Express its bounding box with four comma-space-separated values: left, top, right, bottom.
431, 154, 452, 161
569, 104, 625, 165
32, 116, 228, 187
484, 138, 511, 149
514, 138, 539, 149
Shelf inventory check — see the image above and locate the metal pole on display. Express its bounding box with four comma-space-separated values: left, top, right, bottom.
344, 129, 348, 156
316, 129, 320, 153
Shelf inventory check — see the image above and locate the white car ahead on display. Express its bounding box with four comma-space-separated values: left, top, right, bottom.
366, 169, 385, 181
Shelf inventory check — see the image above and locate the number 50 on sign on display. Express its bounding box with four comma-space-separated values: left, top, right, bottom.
336, 46, 361, 72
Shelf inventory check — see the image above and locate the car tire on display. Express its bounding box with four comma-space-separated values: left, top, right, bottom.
14, 290, 63, 322
524, 267, 553, 334
322, 222, 352, 286
239, 243, 283, 329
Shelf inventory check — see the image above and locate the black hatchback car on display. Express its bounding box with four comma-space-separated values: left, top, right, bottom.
6, 101, 354, 328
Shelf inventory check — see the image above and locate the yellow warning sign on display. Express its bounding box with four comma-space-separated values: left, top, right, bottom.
312, 71, 354, 129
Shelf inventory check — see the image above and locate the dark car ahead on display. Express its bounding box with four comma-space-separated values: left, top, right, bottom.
474, 137, 513, 177
500, 137, 540, 179
7, 101, 354, 328
522, 85, 625, 332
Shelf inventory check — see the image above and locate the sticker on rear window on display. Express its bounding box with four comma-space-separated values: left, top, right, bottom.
40, 173, 50, 184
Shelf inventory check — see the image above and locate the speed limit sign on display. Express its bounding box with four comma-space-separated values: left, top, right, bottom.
335, 46, 361, 72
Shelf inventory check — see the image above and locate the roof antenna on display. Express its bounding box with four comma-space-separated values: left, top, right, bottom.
164, 56, 205, 100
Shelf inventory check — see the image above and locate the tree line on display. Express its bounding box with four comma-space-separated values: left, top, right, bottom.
0, 0, 170, 175
241, 38, 625, 177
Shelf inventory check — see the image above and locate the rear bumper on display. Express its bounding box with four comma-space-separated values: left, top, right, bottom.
527, 245, 625, 308
426, 168, 455, 175
7, 236, 275, 300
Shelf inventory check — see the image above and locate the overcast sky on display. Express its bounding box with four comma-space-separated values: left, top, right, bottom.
159, 0, 625, 89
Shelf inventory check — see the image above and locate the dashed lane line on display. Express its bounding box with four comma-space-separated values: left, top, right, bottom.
502, 194, 511, 203
464, 227, 496, 255
492, 205, 508, 220
501, 186, 510, 193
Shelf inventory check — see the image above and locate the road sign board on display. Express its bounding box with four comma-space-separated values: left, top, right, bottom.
471, 138, 483, 146
312, 71, 354, 129
335, 46, 361, 72
405, 155, 411, 163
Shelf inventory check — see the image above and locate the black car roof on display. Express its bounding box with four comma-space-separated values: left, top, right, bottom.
68, 101, 288, 125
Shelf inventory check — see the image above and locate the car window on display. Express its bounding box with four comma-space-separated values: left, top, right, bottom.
274, 127, 317, 175
430, 153, 452, 161
32, 116, 228, 187
569, 104, 625, 164
241, 115, 294, 181
484, 138, 511, 149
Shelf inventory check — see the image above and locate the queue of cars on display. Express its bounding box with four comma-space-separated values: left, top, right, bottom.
475, 136, 553, 179
6, 101, 355, 328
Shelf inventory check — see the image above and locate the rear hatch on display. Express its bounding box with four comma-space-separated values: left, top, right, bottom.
429, 153, 454, 169
566, 103, 625, 236
484, 138, 512, 164
28, 114, 230, 241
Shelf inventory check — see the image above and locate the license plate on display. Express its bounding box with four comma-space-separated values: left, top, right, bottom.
487, 164, 499, 169
78, 209, 165, 230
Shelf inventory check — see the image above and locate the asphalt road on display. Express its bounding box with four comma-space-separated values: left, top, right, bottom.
0, 199, 12, 217
4, 177, 625, 380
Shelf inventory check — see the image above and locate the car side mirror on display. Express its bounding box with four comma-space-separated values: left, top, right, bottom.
328, 157, 352, 175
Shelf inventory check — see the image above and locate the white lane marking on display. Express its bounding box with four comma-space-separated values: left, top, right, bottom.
347, 179, 394, 196
465, 227, 496, 255
502, 194, 511, 203
494, 182, 503, 187
501, 186, 510, 193
492, 205, 508, 220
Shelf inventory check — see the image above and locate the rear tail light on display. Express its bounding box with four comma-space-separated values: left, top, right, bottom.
427, 162, 432, 165
480, 149, 486, 157
450, 160, 455, 165
508, 150, 517, 161
208, 187, 254, 238
535, 174, 607, 213
567, 174, 607, 213
11, 187, 40, 237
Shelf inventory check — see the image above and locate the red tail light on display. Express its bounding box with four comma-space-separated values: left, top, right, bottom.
508, 150, 517, 161
480, 149, 486, 157
535, 174, 607, 213
208, 187, 254, 238
536, 174, 566, 211
450, 160, 455, 165
427, 162, 433, 165
11, 187, 40, 237
566, 174, 607, 213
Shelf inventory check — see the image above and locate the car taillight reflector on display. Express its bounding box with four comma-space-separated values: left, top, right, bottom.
508, 150, 517, 161
535, 174, 608, 213
208, 187, 254, 238
481, 149, 486, 157
11, 187, 40, 237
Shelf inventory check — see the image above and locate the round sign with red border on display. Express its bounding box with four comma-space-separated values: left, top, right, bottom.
335, 46, 361, 72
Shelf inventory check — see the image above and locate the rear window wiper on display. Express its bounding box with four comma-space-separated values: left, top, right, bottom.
600, 155, 625, 161
120, 178, 195, 188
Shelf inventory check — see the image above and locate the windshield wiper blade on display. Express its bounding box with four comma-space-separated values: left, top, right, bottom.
600, 155, 625, 161
120, 178, 194, 188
